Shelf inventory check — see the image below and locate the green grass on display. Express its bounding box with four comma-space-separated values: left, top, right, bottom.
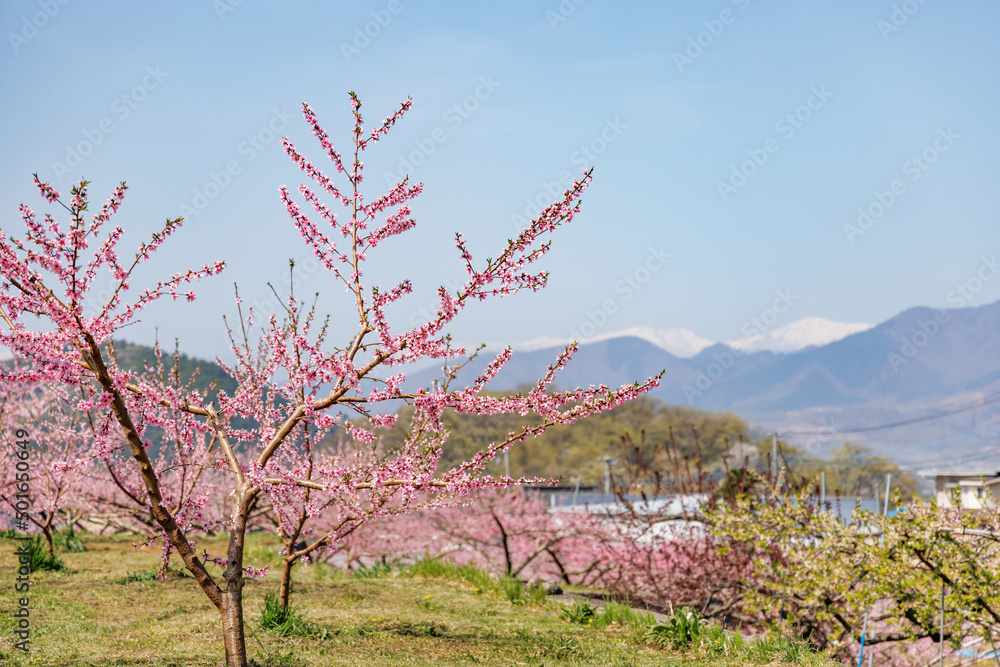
648, 606, 835, 666
717, 630, 835, 665
404, 557, 548, 606
113, 570, 159, 585
350, 561, 393, 579
591, 599, 656, 632
0, 531, 839, 666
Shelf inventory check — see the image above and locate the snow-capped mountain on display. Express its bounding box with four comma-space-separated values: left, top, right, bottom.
511, 318, 871, 358
725, 318, 874, 354
511, 326, 713, 358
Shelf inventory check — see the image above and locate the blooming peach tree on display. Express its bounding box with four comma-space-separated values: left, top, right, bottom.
1, 342, 232, 564
0, 375, 95, 554
424, 486, 602, 583
85, 342, 231, 542
0, 93, 660, 667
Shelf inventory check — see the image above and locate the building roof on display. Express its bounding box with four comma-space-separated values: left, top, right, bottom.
917, 469, 1000, 479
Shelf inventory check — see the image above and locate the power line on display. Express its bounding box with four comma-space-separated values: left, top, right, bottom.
779, 391, 1000, 436
909, 443, 1000, 470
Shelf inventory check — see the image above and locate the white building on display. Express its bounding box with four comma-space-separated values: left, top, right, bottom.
917, 468, 1000, 509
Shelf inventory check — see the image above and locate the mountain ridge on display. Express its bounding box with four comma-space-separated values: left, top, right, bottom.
415, 299, 1000, 466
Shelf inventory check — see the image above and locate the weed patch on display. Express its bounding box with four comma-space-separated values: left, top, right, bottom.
259, 591, 330, 639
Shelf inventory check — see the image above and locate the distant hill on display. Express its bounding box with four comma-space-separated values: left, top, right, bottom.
413, 337, 698, 400
109, 339, 238, 401
108, 340, 258, 438
410, 300, 1000, 467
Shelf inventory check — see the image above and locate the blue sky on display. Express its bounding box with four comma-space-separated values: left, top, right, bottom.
2, 1, 998, 363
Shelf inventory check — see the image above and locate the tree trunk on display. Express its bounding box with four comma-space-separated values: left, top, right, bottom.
546, 547, 572, 585
279, 557, 296, 608
220, 497, 250, 667
221, 594, 247, 667
81, 337, 246, 665
42, 524, 55, 557
492, 511, 513, 577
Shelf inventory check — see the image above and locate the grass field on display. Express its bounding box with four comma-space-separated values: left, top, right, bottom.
0, 531, 839, 666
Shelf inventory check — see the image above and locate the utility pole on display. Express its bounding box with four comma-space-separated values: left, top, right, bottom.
772, 433, 778, 479
604, 456, 612, 497
883, 473, 891, 515
820, 471, 825, 508
504, 450, 509, 478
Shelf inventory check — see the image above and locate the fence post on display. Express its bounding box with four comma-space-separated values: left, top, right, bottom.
940, 581, 945, 667
857, 607, 869, 667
